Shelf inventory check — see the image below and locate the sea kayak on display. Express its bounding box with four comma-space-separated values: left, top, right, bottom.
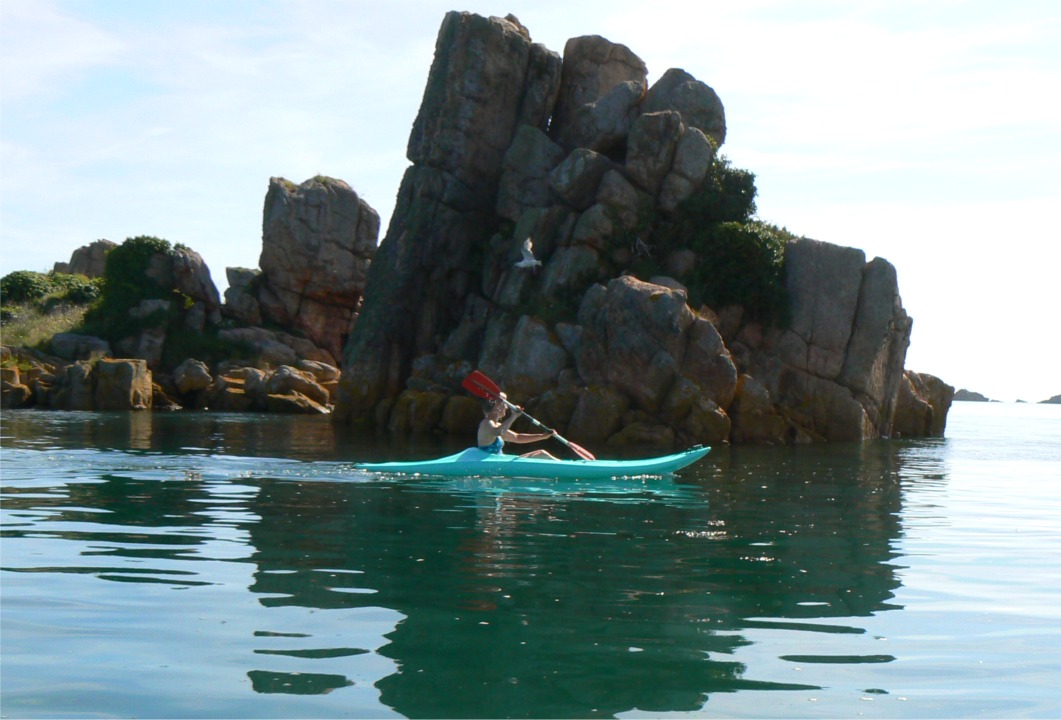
357, 445, 710, 480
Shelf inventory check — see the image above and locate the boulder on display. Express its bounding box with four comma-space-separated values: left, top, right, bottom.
386, 390, 449, 434
52, 361, 96, 410
625, 111, 684, 197
596, 169, 646, 233
212, 366, 269, 411
265, 365, 332, 409
501, 315, 569, 402
839, 257, 913, 433
171, 246, 223, 325
440, 395, 483, 435
173, 358, 213, 394
1, 366, 33, 408
206, 374, 255, 412
53, 239, 116, 278
258, 176, 379, 360
570, 204, 614, 250
550, 35, 647, 152
222, 267, 262, 326
540, 245, 602, 298
576, 276, 695, 411
681, 316, 738, 409
50, 333, 111, 362
640, 68, 727, 147
94, 359, 152, 411
892, 371, 955, 438
556, 79, 644, 154
567, 385, 629, 445
143, 246, 221, 326
152, 383, 183, 411
496, 125, 566, 222
659, 126, 715, 212
296, 359, 341, 384
728, 374, 788, 445
606, 421, 674, 450
115, 327, 167, 370
782, 237, 867, 379
218, 327, 333, 367
550, 149, 615, 211
679, 394, 730, 446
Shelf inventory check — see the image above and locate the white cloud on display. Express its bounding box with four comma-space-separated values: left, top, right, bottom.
0, 0, 127, 101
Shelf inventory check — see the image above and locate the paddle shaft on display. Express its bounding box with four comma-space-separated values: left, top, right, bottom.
493, 394, 580, 454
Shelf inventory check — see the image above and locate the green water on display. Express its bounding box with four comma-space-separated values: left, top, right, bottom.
1, 404, 1059, 718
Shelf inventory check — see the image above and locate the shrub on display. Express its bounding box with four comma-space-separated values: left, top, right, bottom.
1, 271, 52, 304
686, 221, 792, 325
678, 155, 758, 225
47, 272, 102, 304
616, 155, 791, 326
0, 270, 102, 310
83, 235, 174, 340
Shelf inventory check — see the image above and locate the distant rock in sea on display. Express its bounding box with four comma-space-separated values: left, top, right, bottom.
953, 389, 994, 402
1041, 394, 1061, 405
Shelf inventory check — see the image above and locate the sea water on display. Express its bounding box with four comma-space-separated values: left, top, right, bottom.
1, 403, 1059, 718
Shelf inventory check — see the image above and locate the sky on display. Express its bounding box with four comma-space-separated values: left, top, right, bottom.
2, 0, 1059, 402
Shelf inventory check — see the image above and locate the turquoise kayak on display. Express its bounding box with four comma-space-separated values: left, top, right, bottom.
357, 445, 710, 480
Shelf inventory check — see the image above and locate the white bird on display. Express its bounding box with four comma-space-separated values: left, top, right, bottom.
515, 237, 542, 269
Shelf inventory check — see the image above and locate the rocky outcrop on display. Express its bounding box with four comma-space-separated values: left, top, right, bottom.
1, 365, 33, 408
892, 372, 954, 437
202, 360, 336, 414
729, 239, 913, 441
49, 333, 112, 362
146, 244, 223, 326
250, 176, 379, 362
53, 239, 116, 277
94, 359, 153, 411
22, 357, 153, 411
334, 11, 948, 448
954, 388, 993, 402
336, 12, 562, 422
7, 11, 951, 445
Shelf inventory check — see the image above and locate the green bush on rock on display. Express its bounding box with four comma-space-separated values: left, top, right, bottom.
82, 235, 175, 341
626, 155, 793, 326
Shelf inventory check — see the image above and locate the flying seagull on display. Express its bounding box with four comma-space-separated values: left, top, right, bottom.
515, 237, 542, 269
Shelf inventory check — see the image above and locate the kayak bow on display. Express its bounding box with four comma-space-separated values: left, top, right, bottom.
357, 445, 710, 480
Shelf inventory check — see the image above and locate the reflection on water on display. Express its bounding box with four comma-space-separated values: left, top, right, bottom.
3, 409, 1056, 718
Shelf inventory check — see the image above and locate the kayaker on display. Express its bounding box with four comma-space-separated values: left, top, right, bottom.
478, 395, 559, 459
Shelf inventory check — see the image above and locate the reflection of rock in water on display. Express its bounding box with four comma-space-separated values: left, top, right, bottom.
247, 669, 353, 695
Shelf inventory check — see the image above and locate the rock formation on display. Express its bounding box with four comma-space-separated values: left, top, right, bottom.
53, 239, 116, 278
242, 176, 379, 362
3, 11, 952, 443
892, 371, 954, 437
953, 389, 993, 402
334, 11, 947, 448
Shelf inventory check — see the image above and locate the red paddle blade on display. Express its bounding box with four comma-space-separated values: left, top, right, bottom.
462, 370, 501, 400
565, 441, 596, 461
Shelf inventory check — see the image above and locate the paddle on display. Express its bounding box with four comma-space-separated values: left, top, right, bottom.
462, 370, 596, 461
